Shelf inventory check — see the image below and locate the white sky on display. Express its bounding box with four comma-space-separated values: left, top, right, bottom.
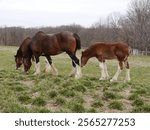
0, 0, 131, 27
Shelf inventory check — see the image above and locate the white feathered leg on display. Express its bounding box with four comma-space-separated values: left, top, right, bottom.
110, 64, 121, 82
34, 62, 40, 75
51, 63, 58, 75
125, 68, 131, 81
104, 62, 109, 79
75, 64, 82, 79
99, 62, 107, 80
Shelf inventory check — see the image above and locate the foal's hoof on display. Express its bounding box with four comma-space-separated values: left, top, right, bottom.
110, 78, 117, 82
99, 77, 107, 80
33, 72, 40, 75
124, 79, 131, 82
51, 71, 58, 76
44, 68, 51, 74
75, 74, 82, 79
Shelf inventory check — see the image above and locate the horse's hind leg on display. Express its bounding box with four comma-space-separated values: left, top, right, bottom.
99, 62, 109, 80
34, 56, 41, 75
31, 56, 36, 72
110, 61, 123, 82
69, 61, 77, 77
45, 55, 58, 75
67, 52, 82, 79
44, 57, 52, 73
124, 59, 131, 81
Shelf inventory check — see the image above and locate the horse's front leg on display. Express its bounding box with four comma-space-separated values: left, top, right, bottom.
110, 61, 123, 82
45, 56, 58, 75
97, 56, 109, 80
34, 56, 41, 75
103, 62, 109, 79
99, 62, 107, 80
71, 56, 82, 79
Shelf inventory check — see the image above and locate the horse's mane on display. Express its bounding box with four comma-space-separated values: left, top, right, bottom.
32, 31, 45, 40
19, 37, 31, 54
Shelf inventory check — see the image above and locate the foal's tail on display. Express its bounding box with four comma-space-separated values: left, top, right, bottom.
73, 33, 81, 50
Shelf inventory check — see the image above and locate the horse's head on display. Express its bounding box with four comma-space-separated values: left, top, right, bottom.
81, 51, 88, 67
23, 58, 32, 72
15, 50, 23, 69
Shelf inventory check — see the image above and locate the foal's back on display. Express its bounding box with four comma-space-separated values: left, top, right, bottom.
92, 42, 129, 60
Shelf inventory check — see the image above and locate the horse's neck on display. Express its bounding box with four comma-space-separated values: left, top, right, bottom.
17, 49, 23, 57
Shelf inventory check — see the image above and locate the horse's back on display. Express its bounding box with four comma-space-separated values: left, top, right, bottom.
55, 31, 77, 51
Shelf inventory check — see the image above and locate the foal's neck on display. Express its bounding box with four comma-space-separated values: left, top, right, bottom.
84, 47, 95, 59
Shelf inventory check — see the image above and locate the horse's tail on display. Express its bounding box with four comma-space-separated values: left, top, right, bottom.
73, 33, 81, 50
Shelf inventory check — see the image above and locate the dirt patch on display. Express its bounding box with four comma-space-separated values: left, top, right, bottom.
84, 95, 94, 108
120, 87, 133, 112
20, 80, 34, 87
46, 101, 61, 111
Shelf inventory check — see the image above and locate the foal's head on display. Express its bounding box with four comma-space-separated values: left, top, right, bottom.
15, 50, 23, 69
81, 51, 89, 67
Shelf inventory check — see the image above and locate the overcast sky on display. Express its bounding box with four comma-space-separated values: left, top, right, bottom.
0, 0, 131, 27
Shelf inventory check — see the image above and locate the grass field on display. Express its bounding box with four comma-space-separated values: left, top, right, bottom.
0, 46, 150, 112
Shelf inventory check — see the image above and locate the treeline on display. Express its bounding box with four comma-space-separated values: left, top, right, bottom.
0, 0, 150, 52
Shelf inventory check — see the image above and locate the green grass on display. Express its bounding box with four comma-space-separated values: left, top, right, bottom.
109, 101, 123, 110
0, 46, 150, 112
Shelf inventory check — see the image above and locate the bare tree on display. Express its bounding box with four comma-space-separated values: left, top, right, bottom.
121, 0, 150, 54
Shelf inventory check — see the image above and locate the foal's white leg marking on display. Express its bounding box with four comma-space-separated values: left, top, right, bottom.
21, 65, 24, 71
125, 69, 131, 81
104, 62, 109, 79
99, 62, 107, 80
75, 64, 82, 79
44, 58, 52, 73
51, 63, 58, 75
110, 64, 121, 82
69, 67, 77, 77
33, 59, 36, 71
34, 62, 41, 75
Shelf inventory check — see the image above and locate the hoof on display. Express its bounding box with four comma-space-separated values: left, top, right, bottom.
75, 74, 82, 80
33, 72, 40, 75
44, 68, 51, 74
52, 71, 58, 76
99, 77, 107, 80
124, 79, 131, 82
110, 78, 117, 82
